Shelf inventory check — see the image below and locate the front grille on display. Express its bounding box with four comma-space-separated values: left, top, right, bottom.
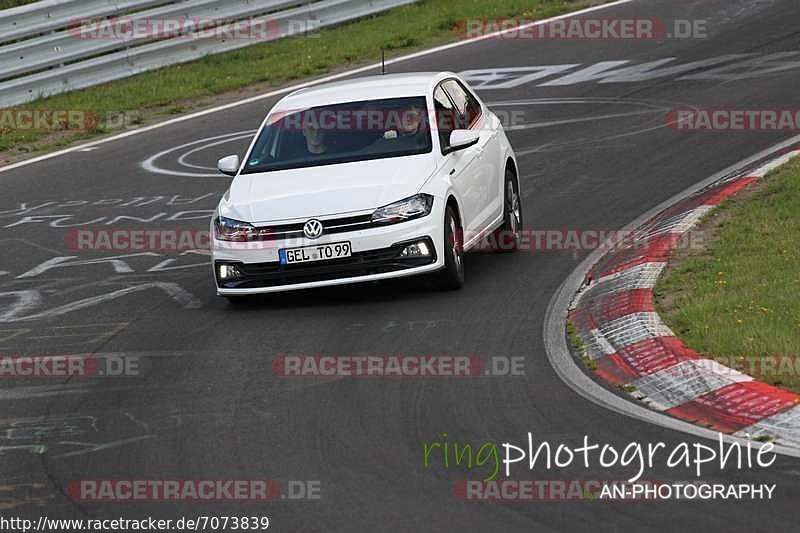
252, 214, 376, 241
216, 239, 436, 289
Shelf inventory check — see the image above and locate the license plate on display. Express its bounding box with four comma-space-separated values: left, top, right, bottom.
279, 242, 352, 265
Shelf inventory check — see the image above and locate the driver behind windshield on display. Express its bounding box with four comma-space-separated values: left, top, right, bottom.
374, 103, 429, 150
243, 97, 432, 173
302, 124, 328, 155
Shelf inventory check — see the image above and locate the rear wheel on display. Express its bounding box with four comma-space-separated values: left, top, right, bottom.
433, 205, 465, 291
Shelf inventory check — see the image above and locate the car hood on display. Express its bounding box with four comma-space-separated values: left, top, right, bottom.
219, 154, 436, 224
221, 154, 437, 224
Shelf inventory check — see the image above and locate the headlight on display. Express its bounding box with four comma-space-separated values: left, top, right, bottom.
371, 194, 434, 224
214, 216, 256, 241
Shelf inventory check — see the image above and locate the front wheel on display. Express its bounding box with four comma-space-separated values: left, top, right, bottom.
494, 167, 522, 252
223, 295, 253, 305
432, 205, 465, 291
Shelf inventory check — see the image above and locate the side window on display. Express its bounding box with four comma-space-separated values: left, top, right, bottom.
443, 80, 482, 129
433, 85, 456, 153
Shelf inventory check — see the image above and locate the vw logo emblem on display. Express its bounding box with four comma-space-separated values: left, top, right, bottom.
303, 219, 324, 239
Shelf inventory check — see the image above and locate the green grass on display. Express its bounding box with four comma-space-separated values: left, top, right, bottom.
656, 159, 800, 391
567, 321, 597, 371
0, 0, 605, 153
0, 0, 38, 9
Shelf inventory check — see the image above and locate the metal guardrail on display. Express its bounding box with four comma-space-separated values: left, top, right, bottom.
0, 0, 417, 107
0, 0, 303, 80
0, 0, 170, 43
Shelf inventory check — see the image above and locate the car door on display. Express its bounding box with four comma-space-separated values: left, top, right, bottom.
433, 82, 483, 241
442, 79, 500, 238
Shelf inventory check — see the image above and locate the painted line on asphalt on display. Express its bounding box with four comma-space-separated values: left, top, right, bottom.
0, 0, 634, 176
141, 130, 257, 178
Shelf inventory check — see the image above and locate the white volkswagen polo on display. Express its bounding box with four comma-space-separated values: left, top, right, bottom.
211, 72, 521, 299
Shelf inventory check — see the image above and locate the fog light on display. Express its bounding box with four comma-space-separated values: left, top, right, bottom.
401, 241, 431, 257
218, 264, 240, 280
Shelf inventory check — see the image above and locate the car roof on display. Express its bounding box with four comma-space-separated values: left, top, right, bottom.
275, 72, 455, 111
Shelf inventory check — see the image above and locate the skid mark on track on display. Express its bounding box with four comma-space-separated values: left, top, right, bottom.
0, 414, 158, 460
487, 97, 700, 155
52, 435, 155, 459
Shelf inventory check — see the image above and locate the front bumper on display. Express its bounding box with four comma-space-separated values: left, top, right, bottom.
212, 211, 444, 295
216, 237, 437, 292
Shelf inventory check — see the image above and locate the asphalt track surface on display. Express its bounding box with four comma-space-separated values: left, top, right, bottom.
2, 0, 800, 530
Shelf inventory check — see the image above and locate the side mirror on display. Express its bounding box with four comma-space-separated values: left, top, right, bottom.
447, 130, 480, 153
217, 155, 241, 176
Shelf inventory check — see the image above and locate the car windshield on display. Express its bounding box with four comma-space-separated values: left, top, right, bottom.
242, 96, 433, 173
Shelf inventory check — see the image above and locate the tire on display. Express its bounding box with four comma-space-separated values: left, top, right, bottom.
224, 295, 253, 305
433, 205, 465, 291
494, 166, 522, 252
